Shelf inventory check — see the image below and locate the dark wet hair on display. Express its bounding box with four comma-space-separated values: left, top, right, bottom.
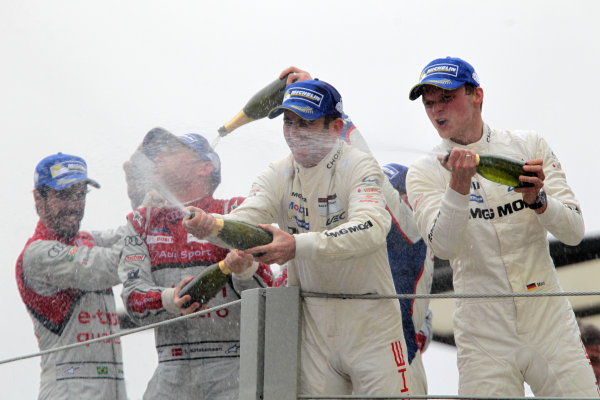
323, 114, 338, 129
464, 83, 477, 94
36, 185, 50, 200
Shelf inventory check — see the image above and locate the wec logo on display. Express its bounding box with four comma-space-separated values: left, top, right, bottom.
326, 212, 346, 226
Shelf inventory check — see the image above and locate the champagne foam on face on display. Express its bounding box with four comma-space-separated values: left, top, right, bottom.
129, 151, 197, 216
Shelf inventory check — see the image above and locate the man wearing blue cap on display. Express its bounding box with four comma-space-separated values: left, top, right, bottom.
278, 66, 433, 394
185, 80, 412, 397
119, 128, 273, 400
406, 57, 599, 397
16, 153, 127, 399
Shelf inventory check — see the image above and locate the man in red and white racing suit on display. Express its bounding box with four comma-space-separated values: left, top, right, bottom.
119, 129, 272, 400
185, 80, 411, 398
16, 153, 126, 400
407, 56, 599, 397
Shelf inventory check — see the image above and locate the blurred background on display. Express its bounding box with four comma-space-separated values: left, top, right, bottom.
1, 1, 599, 398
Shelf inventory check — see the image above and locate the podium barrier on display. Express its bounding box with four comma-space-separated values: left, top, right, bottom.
239, 286, 301, 400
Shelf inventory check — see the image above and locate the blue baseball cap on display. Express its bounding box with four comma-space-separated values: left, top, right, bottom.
382, 163, 408, 194
142, 127, 221, 189
268, 79, 343, 120
34, 153, 100, 190
409, 57, 480, 101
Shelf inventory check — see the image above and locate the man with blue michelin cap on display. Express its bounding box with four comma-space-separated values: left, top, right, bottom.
16, 153, 127, 399
185, 79, 412, 397
278, 66, 433, 395
406, 56, 599, 397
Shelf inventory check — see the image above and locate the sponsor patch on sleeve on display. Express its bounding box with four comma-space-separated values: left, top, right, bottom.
125, 254, 146, 263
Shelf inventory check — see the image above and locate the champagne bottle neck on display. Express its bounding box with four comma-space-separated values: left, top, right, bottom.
218, 260, 231, 275
212, 218, 225, 236
218, 74, 290, 137
218, 110, 254, 137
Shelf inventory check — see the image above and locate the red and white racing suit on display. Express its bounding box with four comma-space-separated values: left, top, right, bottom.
407, 125, 599, 397
16, 221, 126, 400
229, 141, 411, 397
119, 196, 273, 400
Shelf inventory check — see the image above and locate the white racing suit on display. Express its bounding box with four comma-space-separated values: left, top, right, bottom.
229, 140, 411, 397
342, 119, 434, 394
118, 196, 272, 400
407, 124, 599, 397
16, 221, 126, 400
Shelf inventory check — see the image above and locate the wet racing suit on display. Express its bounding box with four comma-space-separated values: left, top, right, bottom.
228, 140, 411, 397
385, 194, 434, 395
119, 196, 273, 400
407, 125, 599, 397
16, 221, 126, 400
342, 117, 434, 394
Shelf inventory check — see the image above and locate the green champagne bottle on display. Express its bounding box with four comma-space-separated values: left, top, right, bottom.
186, 212, 273, 252
180, 260, 230, 308
180, 217, 273, 308
217, 73, 291, 137
475, 153, 535, 187
211, 217, 273, 250
445, 149, 535, 187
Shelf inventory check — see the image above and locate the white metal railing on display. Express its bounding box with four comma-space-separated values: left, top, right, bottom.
3, 288, 599, 400
0, 300, 240, 365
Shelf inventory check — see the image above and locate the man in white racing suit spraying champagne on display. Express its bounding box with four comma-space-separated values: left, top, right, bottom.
278, 67, 434, 395
184, 79, 412, 398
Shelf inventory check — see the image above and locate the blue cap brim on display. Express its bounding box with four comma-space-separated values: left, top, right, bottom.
268, 103, 327, 121
142, 127, 180, 157
143, 127, 207, 161
142, 127, 221, 189
49, 177, 100, 191
409, 80, 467, 101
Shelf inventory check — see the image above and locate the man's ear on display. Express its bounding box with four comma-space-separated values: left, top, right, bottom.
473, 87, 484, 106
196, 161, 214, 178
33, 189, 44, 215
329, 117, 344, 138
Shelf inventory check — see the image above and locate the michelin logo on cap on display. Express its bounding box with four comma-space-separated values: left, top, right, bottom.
284, 87, 324, 107
50, 161, 87, 178
420, 63, 459, 81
